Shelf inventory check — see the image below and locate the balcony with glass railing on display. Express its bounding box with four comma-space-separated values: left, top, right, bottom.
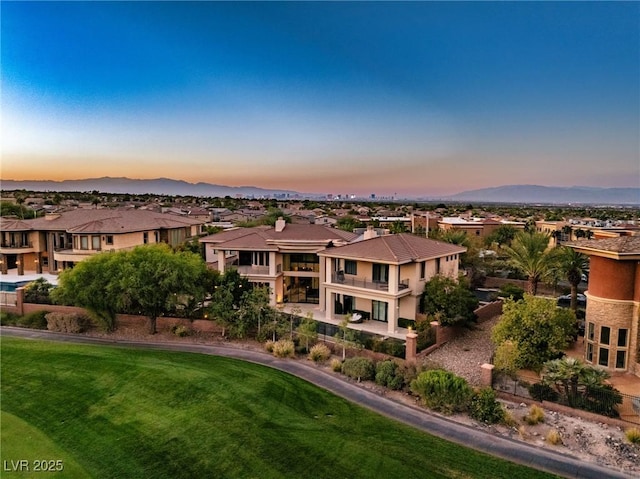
331, 272, 409, 292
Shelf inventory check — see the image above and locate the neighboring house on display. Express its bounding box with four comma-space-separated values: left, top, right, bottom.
318, 233, 466, 335
438, 217, 525, 239
200, 219, 358, 305
568, 237, 640, 376
0, 209, 205, 275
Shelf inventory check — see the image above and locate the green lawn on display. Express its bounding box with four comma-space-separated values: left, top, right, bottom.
1, 338, 557, 478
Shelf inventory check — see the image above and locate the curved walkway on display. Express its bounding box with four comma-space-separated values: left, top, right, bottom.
0, 326, 633, 479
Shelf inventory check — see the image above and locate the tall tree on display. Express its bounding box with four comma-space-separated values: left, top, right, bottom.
492, 295, 576, 372
117, 244, 209, 334
420, 275, 479, 326
502, 231, 556, 295
556, 247, 589, 312
51, 252, 126, 331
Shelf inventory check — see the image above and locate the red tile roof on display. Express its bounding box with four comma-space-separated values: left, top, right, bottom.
319, 233, 466, 264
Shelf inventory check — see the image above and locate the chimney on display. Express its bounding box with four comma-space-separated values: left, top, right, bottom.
275, 217, 286, 232
363, 225, 377, 240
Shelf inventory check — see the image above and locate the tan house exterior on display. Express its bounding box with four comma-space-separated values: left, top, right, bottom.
318, 233, 466, 335
201, 222, 466, 335
568, 237, 640, 376
0, 209, 205, 275
438, 217, 525, 239
199, 219, 358, 305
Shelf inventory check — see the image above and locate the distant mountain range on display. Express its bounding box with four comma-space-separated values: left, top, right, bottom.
443, 185, 639, 205
1, 178, 638, 205
0, 177, 300, 198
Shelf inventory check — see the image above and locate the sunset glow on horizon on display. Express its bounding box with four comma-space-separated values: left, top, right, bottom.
2, 2, 638, 197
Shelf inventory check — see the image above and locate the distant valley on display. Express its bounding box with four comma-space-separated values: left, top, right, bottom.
1, 178, 638, 205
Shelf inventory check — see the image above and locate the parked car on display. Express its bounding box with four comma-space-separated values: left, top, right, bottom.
557, 293, 586, 308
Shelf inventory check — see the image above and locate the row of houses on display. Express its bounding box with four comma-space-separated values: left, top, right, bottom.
1, 208, 638, 376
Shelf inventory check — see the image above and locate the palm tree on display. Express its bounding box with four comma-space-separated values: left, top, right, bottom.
557, 247, 589, 312
502, 231, 556, 295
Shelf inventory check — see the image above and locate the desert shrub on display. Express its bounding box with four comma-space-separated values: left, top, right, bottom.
517, 425, 527, 439
410, 370, 472, 414
528, 383, 559, 402
170, 324, 190, 337
0, 311, 19, 326
272, 339, 295, 358
397, 362, 418, 388
341, 357, 375, 382
375, 360, 405, 390
469, 388, 505, 424
17, 310, 49, 329
308, 343, 331, 363
45, 312, 91, 333
330, 358, 343, 372
523, 404, 545, 425
545, 429, 562, 445
625, 427, 640, 445
264, 340, 275, 353
502, 411, 518, 428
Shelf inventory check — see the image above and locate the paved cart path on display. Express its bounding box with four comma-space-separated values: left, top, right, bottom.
0, 326, 633, 479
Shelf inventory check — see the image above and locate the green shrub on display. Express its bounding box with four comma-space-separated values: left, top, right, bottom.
45, 312, 91, 333
23, 278, 54, 304
410, 370, 472, 414
272, 339, 295, 358
416, 319, 436, 351
469, 388, 505, 424
0, 311, 19, 326
375, 360, 405, 390
330, 358, 343, 372
625, 427, 640, 445
17, 310, 49, 329
308, 343, 331, 363
523, 404, 545, 425
170, 324, 190, 337
341, 357, 375, 382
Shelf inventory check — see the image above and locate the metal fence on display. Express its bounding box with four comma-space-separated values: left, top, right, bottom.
493, 373, 640, 425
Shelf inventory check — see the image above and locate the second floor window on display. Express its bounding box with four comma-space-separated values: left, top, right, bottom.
345, 260, 357, 275
372, 263, 389, 283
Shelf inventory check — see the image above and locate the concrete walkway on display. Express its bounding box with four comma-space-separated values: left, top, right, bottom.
0, 326, 634, 479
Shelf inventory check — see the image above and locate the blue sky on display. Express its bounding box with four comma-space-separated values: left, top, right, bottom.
2, 1, 638, 196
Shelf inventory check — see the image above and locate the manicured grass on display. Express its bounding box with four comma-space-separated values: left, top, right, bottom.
1, 338, 557, 478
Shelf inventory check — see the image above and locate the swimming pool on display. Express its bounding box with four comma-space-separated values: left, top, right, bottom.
0, 281, 31, 292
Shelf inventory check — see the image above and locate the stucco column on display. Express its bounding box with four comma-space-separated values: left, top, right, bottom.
389, 264, 399, 294
430, 320, 441, 346
0, 254, 7, 274
217, 250, 226, 273
17, 253, 24, 275
319, 256, 326, 311
405, 331, 418, 362
480, 363, 495, 388
387, 301, 398, 334
35, 252, 42, 274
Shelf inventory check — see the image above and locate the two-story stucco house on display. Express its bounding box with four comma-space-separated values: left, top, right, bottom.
200, 218, 358, 305
0, 209, 206, 275
318, 232, 466, 336
200, 220, 467, 338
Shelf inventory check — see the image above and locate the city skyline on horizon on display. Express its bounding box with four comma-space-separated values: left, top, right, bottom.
2, 2, 639, 196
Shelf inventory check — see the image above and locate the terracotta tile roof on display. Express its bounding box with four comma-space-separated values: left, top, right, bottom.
199, 224, 358, 250
0, 219, 35, 231
320, 233, 466, 264
1, 209, 204, 233
566, 236, 640, 255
